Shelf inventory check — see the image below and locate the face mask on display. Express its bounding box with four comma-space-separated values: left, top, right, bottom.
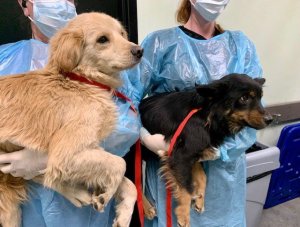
28, 0, 77, 38
190, 0, 230, 22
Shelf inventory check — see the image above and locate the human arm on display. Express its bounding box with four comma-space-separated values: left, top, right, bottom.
140, 127, 170, 157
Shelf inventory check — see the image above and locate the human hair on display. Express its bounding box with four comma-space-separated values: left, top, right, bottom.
176, 0, 191, 24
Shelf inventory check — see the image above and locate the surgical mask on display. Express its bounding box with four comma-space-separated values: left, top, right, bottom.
190, 0, 230, 22
28, 0, 77, 38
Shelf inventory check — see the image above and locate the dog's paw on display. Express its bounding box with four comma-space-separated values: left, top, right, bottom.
61, 187, 92, 208
92, 194, 106, 212
70, 190, 92, 207
144, 205, 157, 220
176, 207, 191, 227
192, 196, 205, 213
177, 216, 191, 227
198, 147, 219, 161
112, 216, 131, 227
92, 192, 111, 212
157, 149, 167, 157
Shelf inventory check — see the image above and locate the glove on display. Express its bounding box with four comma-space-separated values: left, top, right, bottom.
140, 127, 170, 156
0, 149, 48, 180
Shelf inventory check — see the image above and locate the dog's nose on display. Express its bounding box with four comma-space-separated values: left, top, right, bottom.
131, 46, 143, 59
264, 114, 274, 125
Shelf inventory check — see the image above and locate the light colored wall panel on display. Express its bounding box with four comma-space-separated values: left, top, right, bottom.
137, 0, 300, 106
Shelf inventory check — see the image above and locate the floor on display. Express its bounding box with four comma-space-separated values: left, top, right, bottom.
260, 198, 300, 227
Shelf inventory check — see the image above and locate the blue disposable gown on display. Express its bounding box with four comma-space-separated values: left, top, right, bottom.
122, 27, 263, 227
0, 39, 140, 226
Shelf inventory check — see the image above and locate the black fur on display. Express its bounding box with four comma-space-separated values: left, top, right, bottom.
139, 73, 271, 193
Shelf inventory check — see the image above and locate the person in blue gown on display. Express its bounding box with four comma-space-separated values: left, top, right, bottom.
0, 0, 140, 226
121, 0, 263, 226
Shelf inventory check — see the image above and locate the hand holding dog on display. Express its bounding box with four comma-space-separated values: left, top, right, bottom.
0, 149, 47, 180
140, 127, 170, 156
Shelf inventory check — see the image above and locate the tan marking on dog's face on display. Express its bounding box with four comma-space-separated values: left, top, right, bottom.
249, 91, 256, 98
229, 109, 268, 131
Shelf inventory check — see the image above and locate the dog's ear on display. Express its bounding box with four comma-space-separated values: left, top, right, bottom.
196, 82, 228, 98
254, 78, 266, 86
47, 28, 84, 72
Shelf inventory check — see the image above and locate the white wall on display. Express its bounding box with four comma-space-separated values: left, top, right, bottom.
137, 0, 300, 106
137, 0, 180, 42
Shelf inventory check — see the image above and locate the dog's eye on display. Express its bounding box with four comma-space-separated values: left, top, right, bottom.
239, 95, 249, 104
97, 36, 109, 44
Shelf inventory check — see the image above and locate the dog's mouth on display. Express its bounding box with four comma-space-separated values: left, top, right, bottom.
243, 119, 267, 130
112, 60, 141, 71
228, 118, 267, 133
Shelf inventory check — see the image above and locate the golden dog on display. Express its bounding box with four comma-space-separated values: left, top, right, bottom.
0, 12, 143, 227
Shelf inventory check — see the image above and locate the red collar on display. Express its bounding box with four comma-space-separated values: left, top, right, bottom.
63, 72, 112, 92
62, 72, 137, 113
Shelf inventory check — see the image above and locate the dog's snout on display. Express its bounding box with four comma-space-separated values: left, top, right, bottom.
131, 46, 143, 59
264, 114, 274, 125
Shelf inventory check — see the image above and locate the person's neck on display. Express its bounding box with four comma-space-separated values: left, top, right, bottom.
184, 10, 216, 39
31, 23, 49, 43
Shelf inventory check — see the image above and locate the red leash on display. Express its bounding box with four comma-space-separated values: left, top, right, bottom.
135, 140, 144, 227
166, 108, 201, 227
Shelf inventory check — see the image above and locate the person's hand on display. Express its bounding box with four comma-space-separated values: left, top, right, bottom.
140, 127, 170, 157
0, 148, 48, 180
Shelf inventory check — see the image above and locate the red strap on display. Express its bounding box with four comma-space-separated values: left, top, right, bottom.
167, 109, 200, 156
166, 108, 200, 227
63, 71, 112, 91
166, 188, 173, 227
63, 72, 137, 113
135, 140, 144, 227
113, 90, 137, 113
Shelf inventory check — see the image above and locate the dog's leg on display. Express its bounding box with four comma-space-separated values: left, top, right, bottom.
198, 147, 219, 161
34, 174, 92, 208
45, 146, 126, 212
112, 177, 137, 227
160, 156, 192, 226
191, 162, 206, 213
142, 193, 157, 220
174, 187, 192, 227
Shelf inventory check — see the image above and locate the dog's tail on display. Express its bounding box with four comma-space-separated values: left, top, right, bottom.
0, 173, 27, 227
159, 155, 184, 199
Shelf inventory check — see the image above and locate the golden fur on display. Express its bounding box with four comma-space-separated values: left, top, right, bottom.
0, 12, 142, 227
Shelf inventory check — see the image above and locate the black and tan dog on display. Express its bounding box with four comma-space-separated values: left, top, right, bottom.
139, 74, 273, 227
